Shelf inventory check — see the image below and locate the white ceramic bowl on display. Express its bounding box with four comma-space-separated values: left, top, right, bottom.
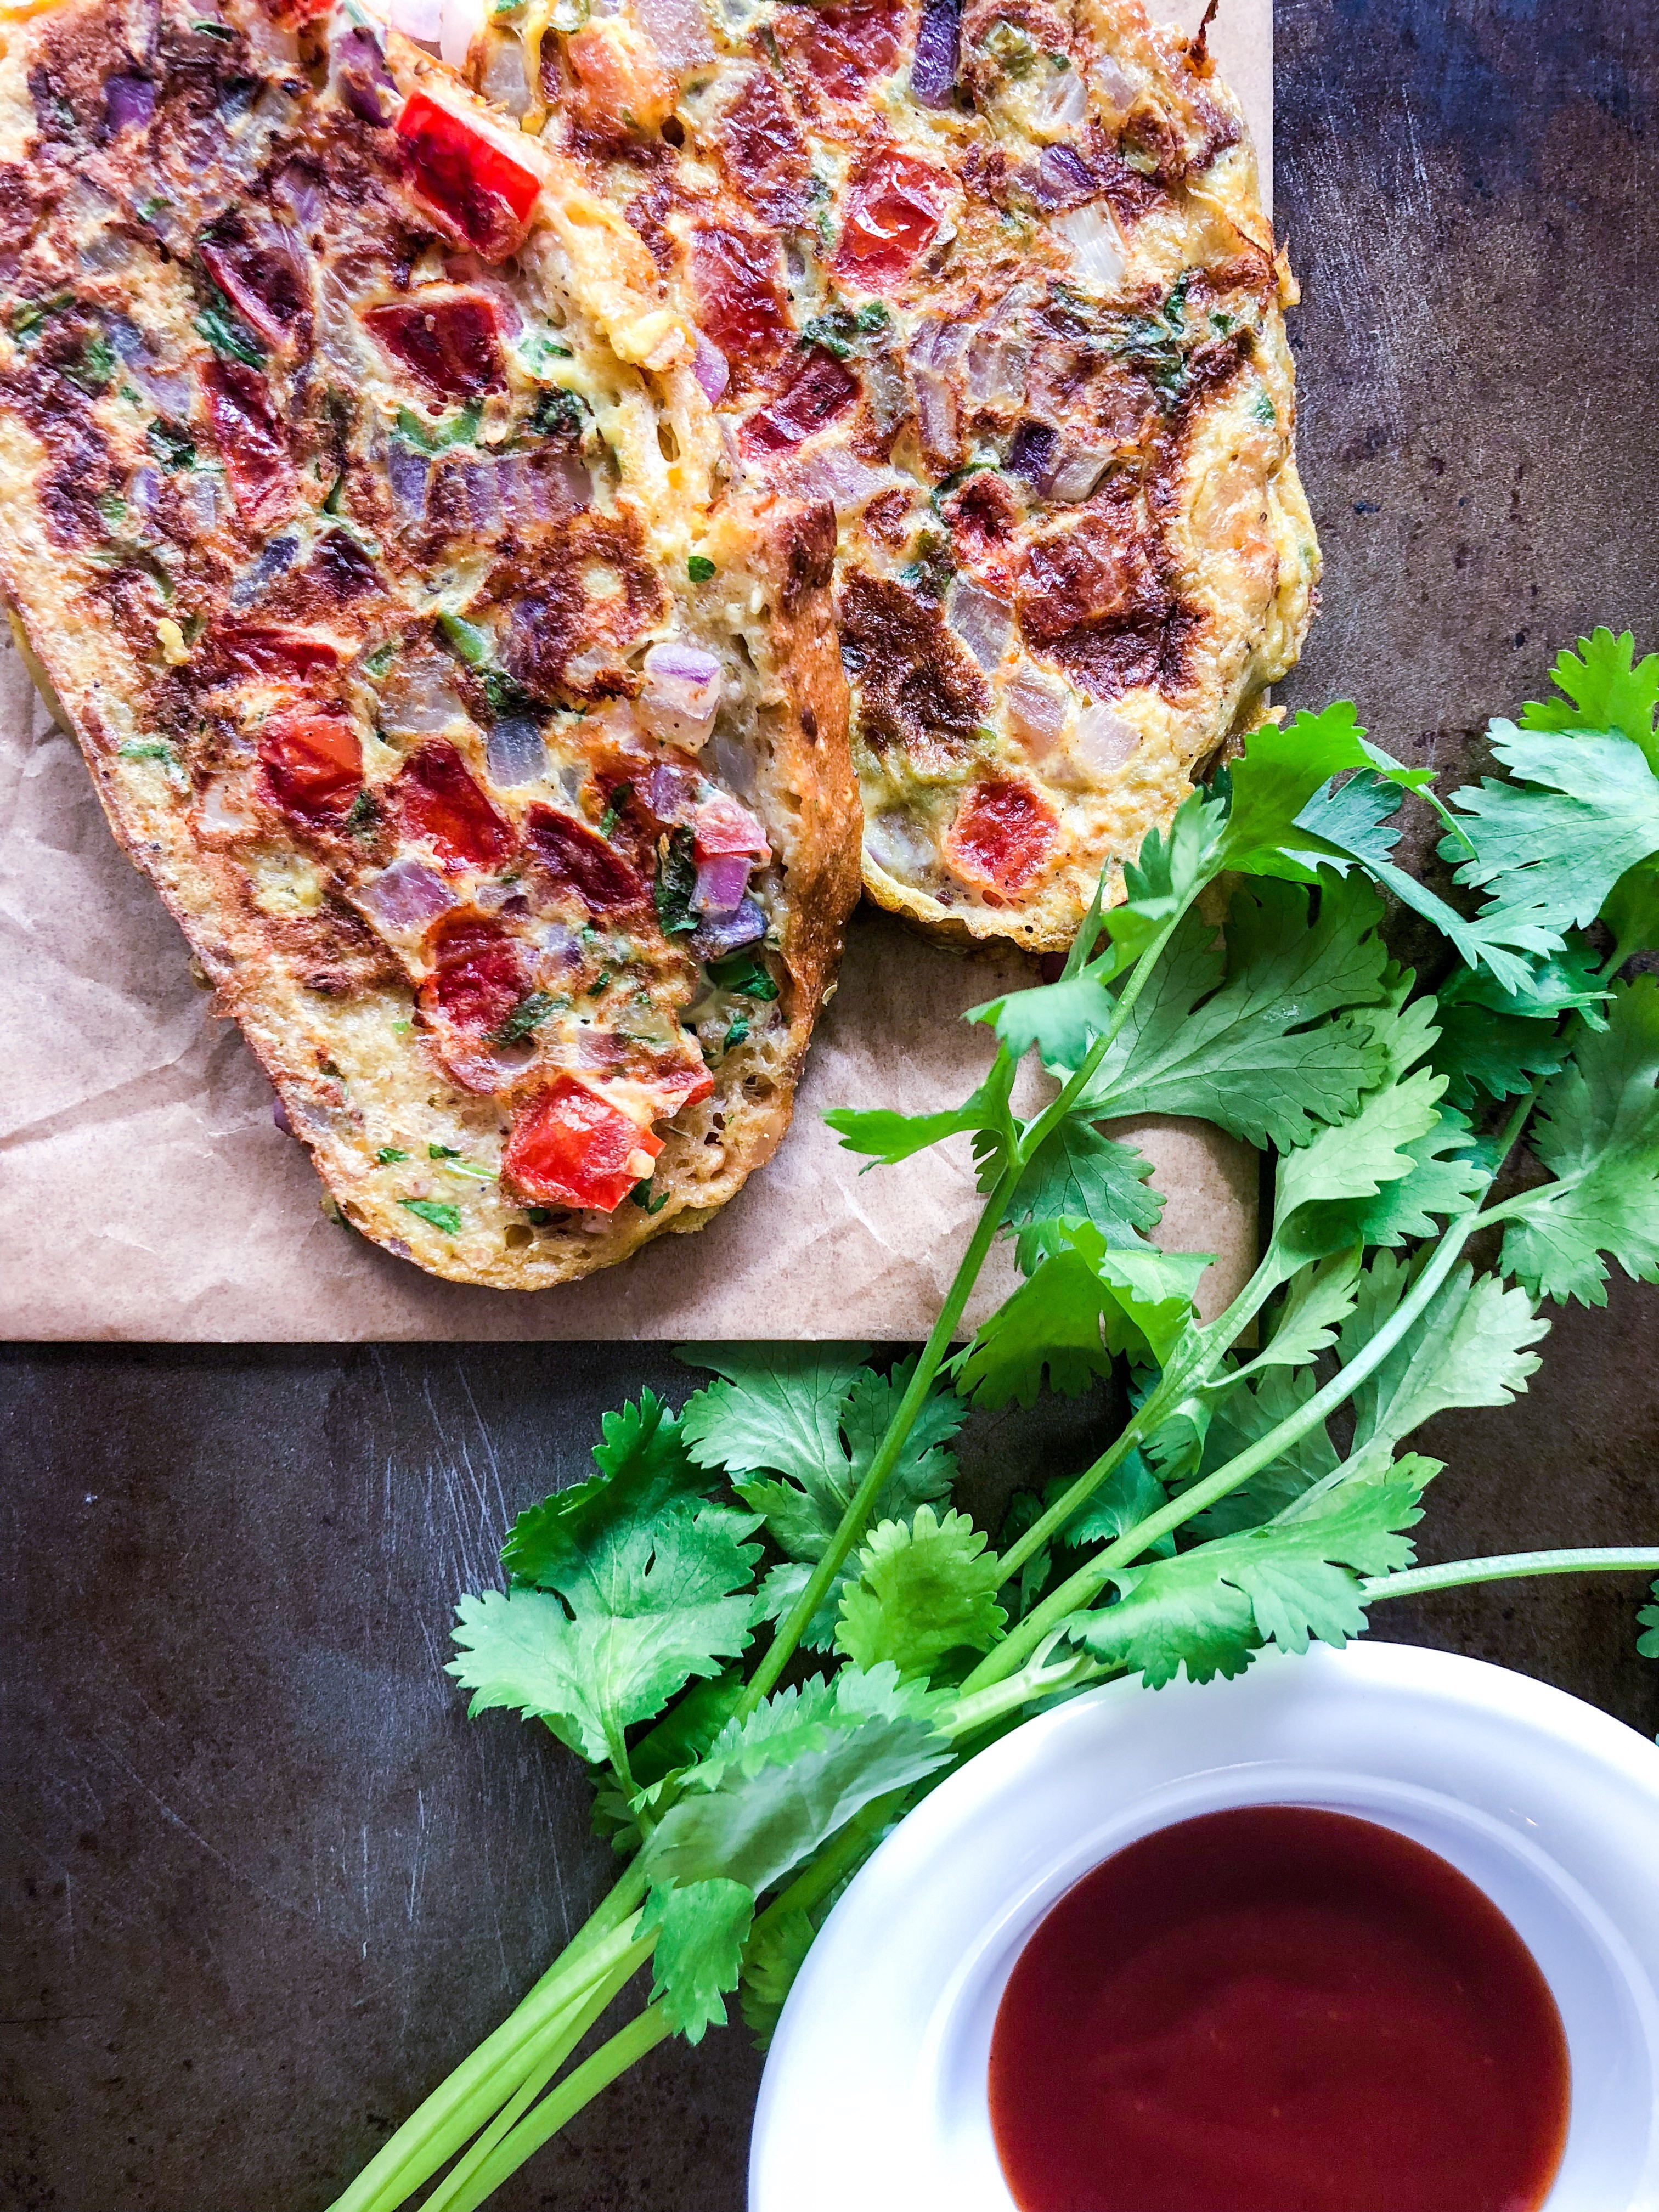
751, 1642, 1659, 2212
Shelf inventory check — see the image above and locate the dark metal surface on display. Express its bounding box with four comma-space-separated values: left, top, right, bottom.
4, 3, 1658, 2205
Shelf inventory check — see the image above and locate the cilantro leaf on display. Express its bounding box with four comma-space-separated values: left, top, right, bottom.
1432, 1002, 1573, 1110
837, 1506, 1006, 1679
1004, 1118, 1164, 1255
1637, 1582, 1659, 1661
1443, 721, 1659, 934
957, 1229, 1208, 1407
1345, 1255, 1548, 1453
679, 1346, 872, 1494
1059, 1449, 1172, 1551
1329, 1111, 1488, 1249
826, 1056, 1019, 1189
1078, 877, 1392, 1148
971, 969, 1116, 1071
1274, 1049, 1447, 1248
1214, 706, 1421, 880
1520, 628, 1659, 771
400, 1198, 461, 1234
1500, 975, 1659, 1304
1294, 770, 1560, 993
1250, 1248, 1362, 1370
1068, 1479, 1424, 1686
641, 1664, 950, 1895
448, 1495, 761, 1767
642, 1878, 755, 2045
1099, 785, 1227, 971
501, 1390, 705, 1585
740, 1905, 818, 2047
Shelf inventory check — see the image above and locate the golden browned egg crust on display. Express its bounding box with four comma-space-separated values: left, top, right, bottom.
0, 0, 860, 1288
466, 0, 1317, 949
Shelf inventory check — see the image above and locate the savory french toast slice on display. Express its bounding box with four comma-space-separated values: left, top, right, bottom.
458, 0, 1317, 949
0, 0, 859, 1287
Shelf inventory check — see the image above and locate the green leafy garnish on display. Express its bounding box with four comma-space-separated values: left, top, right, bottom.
687, 555, 716, 582
375, 1147, 408, 1165
400, 1199, 461, 1234
706, 952, 778, 1000
145, 420, 198, 472
194, 294, 266, 369
654, 827, 700, 936
490, 990, 559, 1045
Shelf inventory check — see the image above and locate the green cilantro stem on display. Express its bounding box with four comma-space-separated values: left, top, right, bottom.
992, 1238, 1293, 1588
738, 894, 1203, 1715
971, 1065, 1558, 1688
328, 1914, 652, 2212
1364, 1547, 1659, 1601
416, 1951, 641, 2212
432, 2004, 673, 2212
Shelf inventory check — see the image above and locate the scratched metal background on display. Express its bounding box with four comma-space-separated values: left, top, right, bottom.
4, 3, 1658, 2205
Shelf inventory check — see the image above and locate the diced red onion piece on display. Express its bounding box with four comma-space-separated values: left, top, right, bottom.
272, 1093, 294, 1135
692, 853, 752, 916
1074, 699, 1139, 775
692, 331, 730, 404
105, 75, 156, 133
634, 0, 713, 68
272, 157, 325, 228
1029, 60, 1089, 129
966, 328, 1029, 407
1032, 143, 1098, 212
689, 896, 766, 958
486, 715, 548, 787
461, 458, 502, 534
910, 0, 960, 106
1048, 439, 1114, 503
389, 0, 443, 42
386, 441, 431, 529
1092, 53, 1137, 106
913, 369, 957, 460
1007, 664, 1070, 755
1052, 202, 1126, 294
358, 856, 460, 934
864, 809, 933, 884
641, 762, 702, 825
380, 659, 466, 736
638, 642, 723, 749
947, 577, 1014, 672
439, 0, 480, 70
1007, 419, 1059, 488
332, 26, 396, 124
783, 445, 891, 516
537, 921, 582, 972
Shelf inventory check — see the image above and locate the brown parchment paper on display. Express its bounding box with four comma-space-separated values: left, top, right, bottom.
0, 0, 1270, 1342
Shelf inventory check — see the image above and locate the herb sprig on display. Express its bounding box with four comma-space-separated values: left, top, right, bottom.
328, 633, 1659, 2212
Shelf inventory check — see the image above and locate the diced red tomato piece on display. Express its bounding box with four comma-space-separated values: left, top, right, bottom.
944, 779, 1058, 901
525, 804, 645, 911
396, 91, 542, 262
200, 229, 311, 349
202, 359, 295, 530
744, 346, 860, 454
504, 1075, 664, 1212
691, 792, 769, 860
258, 708, 363, 824
422, 917, 526, 1034
717, 69, 810, 228
218, 625, 342, 679
690, 226, 792, 371
776, 0, 904, 100
835, 144, 949, 290
647, 1060, 716, 1113
392, 741, 516, 870
363, 295, 505, 402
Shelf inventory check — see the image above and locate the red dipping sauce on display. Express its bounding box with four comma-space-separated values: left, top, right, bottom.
989, 1804, 1570, 2212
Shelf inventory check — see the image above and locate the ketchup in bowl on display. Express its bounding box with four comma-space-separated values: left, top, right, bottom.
988, 1804, 1570, 2212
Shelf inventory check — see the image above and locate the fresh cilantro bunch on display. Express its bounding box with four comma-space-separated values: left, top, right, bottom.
329, 634, 1659, 2212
